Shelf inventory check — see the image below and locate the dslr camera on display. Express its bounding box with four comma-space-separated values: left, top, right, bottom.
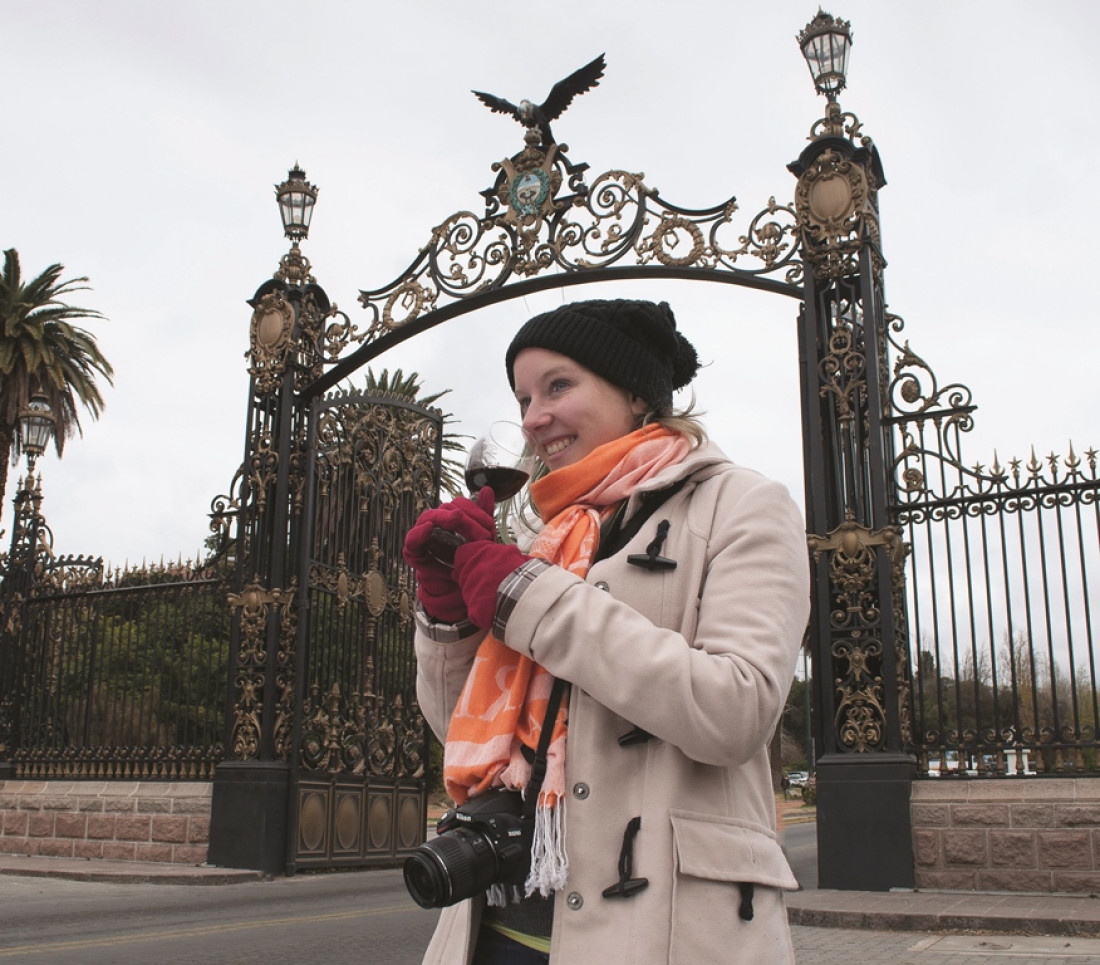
403, 787, 530, 908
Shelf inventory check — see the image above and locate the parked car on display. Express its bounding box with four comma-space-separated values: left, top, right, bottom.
925, 750, 1035, 777
785, 771, 808, 787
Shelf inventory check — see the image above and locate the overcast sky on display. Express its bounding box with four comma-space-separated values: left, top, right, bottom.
2, 0, 1097, 568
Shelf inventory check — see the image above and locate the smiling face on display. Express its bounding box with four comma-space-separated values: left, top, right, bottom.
512, 347, 648, 471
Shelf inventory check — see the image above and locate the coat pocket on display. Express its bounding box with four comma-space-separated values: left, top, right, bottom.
668, 810, 797, 963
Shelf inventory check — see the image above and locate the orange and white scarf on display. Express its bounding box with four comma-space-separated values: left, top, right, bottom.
442, 425, 691, 898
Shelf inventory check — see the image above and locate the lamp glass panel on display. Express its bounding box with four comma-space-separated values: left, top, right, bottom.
803, 32, 850, 93
285, 192, 304, 227
21, 408, 52, 452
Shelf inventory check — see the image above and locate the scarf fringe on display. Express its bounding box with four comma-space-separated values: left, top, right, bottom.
525, 800, 568, 898
486, 883, 522, 908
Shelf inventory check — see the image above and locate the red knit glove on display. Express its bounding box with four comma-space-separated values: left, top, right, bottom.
403, 489, 496, 623
412, 569, 467, 624
452, 540, 531, 630
402, 492, 497, 620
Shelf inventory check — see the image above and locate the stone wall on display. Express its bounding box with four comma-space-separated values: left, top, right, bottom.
0, 780, 212, 865
912, 777, 1100, 893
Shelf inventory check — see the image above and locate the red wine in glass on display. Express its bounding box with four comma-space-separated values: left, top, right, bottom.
465, 465, 529, 500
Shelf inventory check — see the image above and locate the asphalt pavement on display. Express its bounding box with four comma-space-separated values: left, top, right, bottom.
5, 842, 1099, 938
4, 810, 1100, 964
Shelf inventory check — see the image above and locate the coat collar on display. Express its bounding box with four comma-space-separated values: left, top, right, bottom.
624, 440, 731, 516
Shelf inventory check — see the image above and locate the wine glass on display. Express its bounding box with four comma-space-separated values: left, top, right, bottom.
464, 421, 536, 501
430, 421, 536, 563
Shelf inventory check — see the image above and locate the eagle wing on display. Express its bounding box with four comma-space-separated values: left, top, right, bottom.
472, 90, 521, 119
540, 53, 606, 122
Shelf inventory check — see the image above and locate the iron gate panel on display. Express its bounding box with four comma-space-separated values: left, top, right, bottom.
884, 341, 1100, 776
0, 555, 229, 781
289, 390, 442, 870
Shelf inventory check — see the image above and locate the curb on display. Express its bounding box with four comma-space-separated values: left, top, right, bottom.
0, 854, 265, 886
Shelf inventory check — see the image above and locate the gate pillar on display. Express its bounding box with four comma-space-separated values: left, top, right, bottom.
209, 194, 329, 872
0, 467, 46, 780
791, 99, 917, 890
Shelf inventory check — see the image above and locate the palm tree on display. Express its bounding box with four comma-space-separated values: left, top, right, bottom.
360, 367, 468, 497
0, 249, 114, 507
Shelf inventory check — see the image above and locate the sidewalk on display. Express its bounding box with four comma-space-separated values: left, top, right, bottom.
785, 887, 1100, 938
3, 802, 1100, 938
773, 797, 1100, 937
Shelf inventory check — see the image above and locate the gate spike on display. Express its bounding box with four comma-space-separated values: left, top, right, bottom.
1065, 441, 1079, 471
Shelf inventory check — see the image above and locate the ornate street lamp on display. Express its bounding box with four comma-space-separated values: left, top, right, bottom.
275, 164, 318, 243
4, 393, 54, 591
798, 9, 853, 102
272, 165, 318, 285
18, 394, 54, 471
796, 10, 864, 143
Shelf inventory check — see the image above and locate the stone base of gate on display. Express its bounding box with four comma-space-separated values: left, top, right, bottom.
207, 760, 290, 875
0, 779, 211, 864
816, 753, 917, 891
912, 777, 1100, 893
291, 776, 426, 871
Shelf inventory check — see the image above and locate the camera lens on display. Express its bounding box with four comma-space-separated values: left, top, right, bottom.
403, 827, 499, 909
403, 850, 448, 909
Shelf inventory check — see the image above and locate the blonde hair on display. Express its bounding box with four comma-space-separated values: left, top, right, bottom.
643, 394, 708, 446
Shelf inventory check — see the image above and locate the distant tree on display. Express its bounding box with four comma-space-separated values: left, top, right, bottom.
54, 559, 230, 753
781, 675, 812, 768
0, 248, 114, 507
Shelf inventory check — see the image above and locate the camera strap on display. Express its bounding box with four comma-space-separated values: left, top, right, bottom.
523, 675, 568, 826
518, 483, 685, 819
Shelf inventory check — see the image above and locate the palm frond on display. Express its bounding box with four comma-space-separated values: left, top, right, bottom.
0, 248, 112, 499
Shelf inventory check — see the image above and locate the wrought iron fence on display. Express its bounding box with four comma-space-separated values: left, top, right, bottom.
0, 560, 230, 780
888, 325, 1100, 777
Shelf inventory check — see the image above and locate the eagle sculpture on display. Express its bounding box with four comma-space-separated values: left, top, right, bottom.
472, 54, 606, 147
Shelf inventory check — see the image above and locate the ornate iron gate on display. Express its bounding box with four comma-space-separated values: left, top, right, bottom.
289, 390, 441, 870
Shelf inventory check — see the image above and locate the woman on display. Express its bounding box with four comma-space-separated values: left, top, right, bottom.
404, 299, 809, 964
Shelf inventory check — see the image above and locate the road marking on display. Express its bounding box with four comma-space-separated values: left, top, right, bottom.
0, 904, 414, 958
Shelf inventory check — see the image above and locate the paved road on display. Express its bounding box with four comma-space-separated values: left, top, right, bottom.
3, 824, 1100, 964
785, 819, 819, 889
0, 870, 437, 964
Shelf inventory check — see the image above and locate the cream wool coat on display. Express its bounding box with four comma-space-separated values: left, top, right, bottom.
414, 441, 810, 964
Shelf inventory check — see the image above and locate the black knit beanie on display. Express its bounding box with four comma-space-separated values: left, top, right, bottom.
505, 299, 701, 412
